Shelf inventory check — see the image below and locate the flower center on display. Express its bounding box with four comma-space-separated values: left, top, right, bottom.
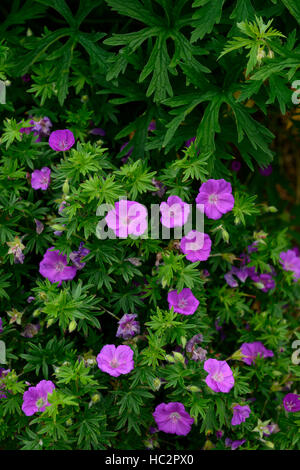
209, 194, 218, 204
212, 372, 223, 383
178, 298, 187, 309
169, 412, 180, 423
36, 397, 47, 409
55, 262, 65, 272
110, 358, 119, 368
286, 401, 295, 411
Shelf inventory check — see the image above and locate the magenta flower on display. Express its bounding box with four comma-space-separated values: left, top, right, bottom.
283, 393, 300, 412
97, 344, 134, 377
225, 438, 246, 450
253, 273, 276, 292
180, 230, 212, 262
31, 167, 51, 190
105, 200, 148, 237
49, 129, 75, 151
279, 250, 300, 281
160, 196, 190, 228
168, 288, 199, 315
116, 313, 140, 340
153, 402, 194, 436
39, 247, 77, 286
22, 380, 55, 416
195, 179, 234, 220
240, 342, 274, 365
231, 404, 251, 426
204, 359, 235, 393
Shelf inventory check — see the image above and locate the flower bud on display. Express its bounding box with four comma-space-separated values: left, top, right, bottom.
91, 393, 101, 403
186, 385, 201, 393
152, 378, 162, 391
62, 179, 69, 195
68, 320, 77, 333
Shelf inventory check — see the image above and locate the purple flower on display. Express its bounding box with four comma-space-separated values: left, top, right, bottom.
21, 74, 31, 83
259, 165, 272, 176
148, 120, 156, 131
20, 120, 41, 142
247, 241, 258, 253
21, 323, 40, 338
186, 334, 203, 352
27, 296, 35, 303
195, 179, 234, 220
231, 161, 241, 172
152, 178, 167, 198
34, 219, 44, 234
185, 137, 196, 147
39, 247, 77, 286
283, 393, 300, 412
97, 344, 134, 377
160, 196, 190, 228
90, 128, 106, 136
279, 250, 300, 281
153, 402, 194, 436
0, 368, 10, 399
49, 129, 75, 151
216, 430, 224, 439
31, 167, 51, 190
22, 380, 55, 416
116, 313, 140, 340
105, 200, 148, 238
69, 243, 90, 270
262, 423, 279, 436
231, 405, 251, 426
180, 230, 212, 262
240, 342, 274, 365
225, 438, 246, 450
204, 359, 235, 393
253, 273, 276, 292
186, 335, 207, 361
168, 288, 199, 315
191, 346, 207, 362
32, 117, 52, 137
0, 318, 3, 333
120, 142, 133, 163
224, 272, 238, 288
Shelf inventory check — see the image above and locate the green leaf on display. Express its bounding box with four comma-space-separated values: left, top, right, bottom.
191, 0, 224, 42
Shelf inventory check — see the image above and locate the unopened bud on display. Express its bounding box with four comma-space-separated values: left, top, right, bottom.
173, 352, 185, 364
186, 385, 201, 393
91, 393, 100, 403
68, 320, 77, 333
62, 179, 69, 195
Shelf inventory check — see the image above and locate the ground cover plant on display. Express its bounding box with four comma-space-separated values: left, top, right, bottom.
0, 0, 300, 451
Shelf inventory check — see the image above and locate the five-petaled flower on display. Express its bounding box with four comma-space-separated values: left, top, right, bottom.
204, 358, 235, 393
153, 402, 194, 436
49, 129, 75, 151
195, 179, 234, 220
167, 288, 199, 315
97, 344, 134, 377
22, 380, 55, 416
